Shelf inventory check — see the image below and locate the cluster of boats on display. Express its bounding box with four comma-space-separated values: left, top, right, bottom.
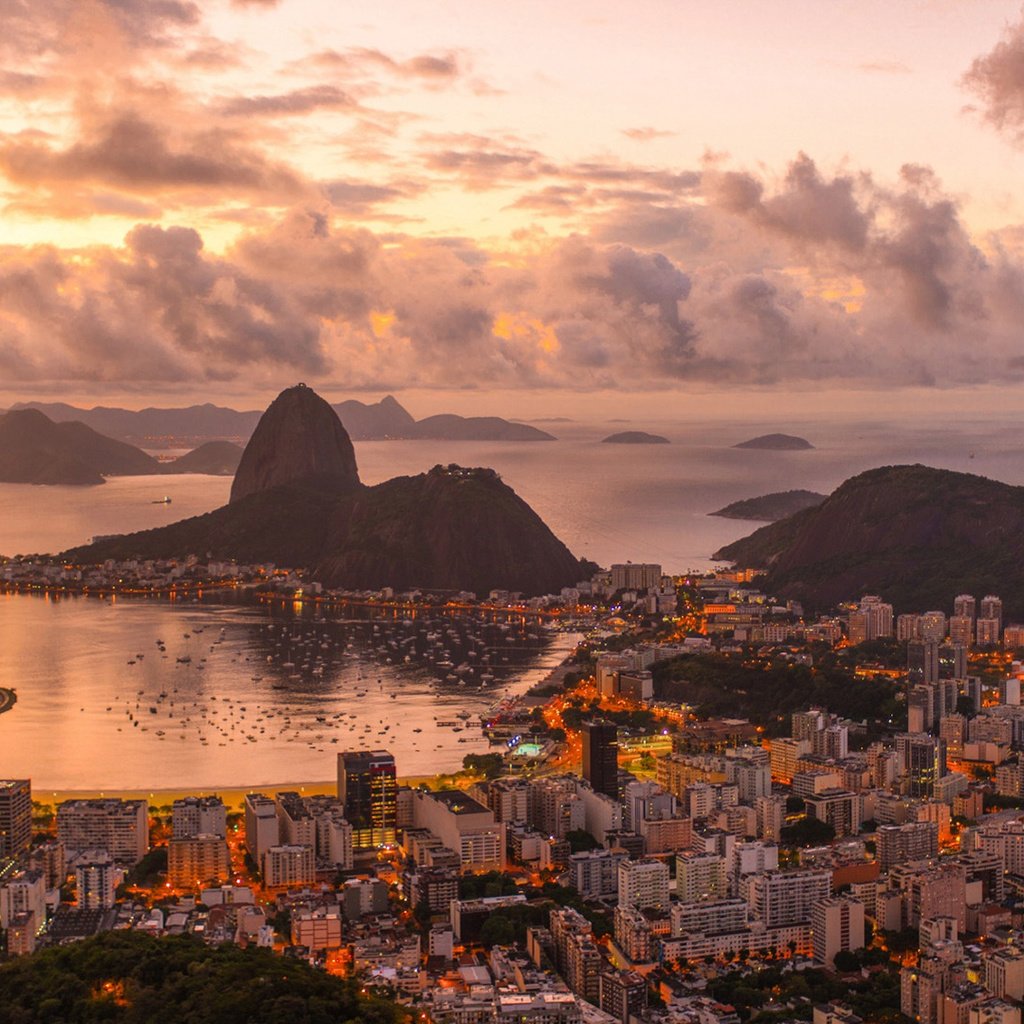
106, 610, 557, 759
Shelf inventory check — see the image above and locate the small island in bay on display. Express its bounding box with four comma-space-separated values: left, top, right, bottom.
602, 431, 670, 445
709, 489, 827, 521
163, 441, 244, 476
733, 433, 814, 450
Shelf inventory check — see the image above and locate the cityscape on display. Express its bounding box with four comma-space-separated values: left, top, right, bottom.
8, 2, 1024, 1023
7, 561, 1024, 1024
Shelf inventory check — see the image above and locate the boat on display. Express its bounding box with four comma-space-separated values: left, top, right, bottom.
153, 496, 172, 504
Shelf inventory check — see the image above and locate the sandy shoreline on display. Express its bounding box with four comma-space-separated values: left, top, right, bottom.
31, 775, 451, 812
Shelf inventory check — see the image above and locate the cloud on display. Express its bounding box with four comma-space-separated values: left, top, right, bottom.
621, 127, 677, 141
858, 60, 912, 75
963, 14, 1024, 142
0, 110, 307, 200
218, 84, 358, 117
306, 46, 463, 83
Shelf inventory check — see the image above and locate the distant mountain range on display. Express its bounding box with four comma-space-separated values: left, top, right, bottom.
0, 409, 247, 485
714, 464, 1024, 616
11, 395, 555, 444
65, 385, 583, 596
710, 489, 827, 521
0, 409, 159, 485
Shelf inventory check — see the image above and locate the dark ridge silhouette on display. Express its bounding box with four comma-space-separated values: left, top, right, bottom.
714, 464, 1024, 616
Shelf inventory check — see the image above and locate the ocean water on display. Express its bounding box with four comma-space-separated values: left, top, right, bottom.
3, 411, 1024, 789
0, 593, 577, 789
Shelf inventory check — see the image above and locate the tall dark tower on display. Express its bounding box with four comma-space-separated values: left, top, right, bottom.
337, 750, 397, 850
582, 721, 619, 799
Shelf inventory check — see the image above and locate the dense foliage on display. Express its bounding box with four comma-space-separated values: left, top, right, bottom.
652, 654, 900, 735
0, 932, 402, 1024
706, 962, 903, 1023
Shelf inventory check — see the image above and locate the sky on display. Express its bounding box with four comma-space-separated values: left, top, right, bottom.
3, 0, 1024, 409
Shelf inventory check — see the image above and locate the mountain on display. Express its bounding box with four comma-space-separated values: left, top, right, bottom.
710, 489, 827, 521
11, 396, 556, 443
733, 433, 814, 450
713, 464, 1024, 616
0, 409, 159, 485
230, 384, 360, 503
164, 441, 243, 476
11, 401, 260, 443
410, 415, 555, 441
331, 395, 416, 439
64, 386, 582, 596
602, 431, 670, 444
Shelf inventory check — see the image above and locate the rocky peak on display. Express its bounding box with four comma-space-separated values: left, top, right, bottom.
229, 384, 361, 503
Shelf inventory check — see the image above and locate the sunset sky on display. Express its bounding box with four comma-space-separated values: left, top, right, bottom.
4, 0, 1024, 409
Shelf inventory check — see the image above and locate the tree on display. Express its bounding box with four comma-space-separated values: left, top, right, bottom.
567, 829, 600, 854
833, 950, 860, 972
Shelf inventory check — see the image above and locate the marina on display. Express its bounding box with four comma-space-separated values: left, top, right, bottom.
0, 591, 580, 789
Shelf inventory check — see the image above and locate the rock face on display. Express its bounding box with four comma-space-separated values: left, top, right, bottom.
710, 489, 827, 521
714, 464, 1024, 615
602, 431, 670, 445
65, 386, 583, 596
333, 395, 417, 439
317, 466, 581, 595
733, 433, 814, 450
0, 409, 159, 485
229, 385, 360, 503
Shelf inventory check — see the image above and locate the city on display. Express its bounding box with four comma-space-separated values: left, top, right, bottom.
5, 566, 1024, 1024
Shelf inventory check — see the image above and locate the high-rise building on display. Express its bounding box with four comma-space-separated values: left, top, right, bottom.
981, 596, 1004, 636
878, 821, 939, 870
909, 641, 940, 686
172, 796, 227, 839
897, 614, 921, 642
949, 616, 974, 647
262, 845, 315, 889
755, 795, 785, 842
582, 721, 619, 800
896, 734, 948, 799
168, 834, 232, 890
610, 563, 662, 592
953, 595, 977, 622
939, 643, 968, 680
919, 612, 948, 644
75, 851, 120, 909
0, 780, 31, 860
244, 793, 280, 863
743, 869, 831, 927
337, 750, 397, 850
812, 897, 865, 969
848, 596, 894, 643
56, 799, 148, 865
675, 852, 728, 904
0, 869, 45, 930
977, 618, 1001, 646
617, 858, 670, 910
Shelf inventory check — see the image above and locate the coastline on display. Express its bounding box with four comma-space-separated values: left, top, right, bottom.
31, 775, 453, 812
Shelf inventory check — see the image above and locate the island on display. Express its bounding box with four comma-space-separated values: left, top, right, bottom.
601, 431, 670, 445
733, 433, 814, 450
163, 441, 243, 476
709, 489, 827, 521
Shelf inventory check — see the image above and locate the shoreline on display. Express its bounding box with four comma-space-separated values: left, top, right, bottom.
31, 775, 454, 812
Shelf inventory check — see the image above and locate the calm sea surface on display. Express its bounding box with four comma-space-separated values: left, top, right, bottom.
3, 413, 1024, 788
